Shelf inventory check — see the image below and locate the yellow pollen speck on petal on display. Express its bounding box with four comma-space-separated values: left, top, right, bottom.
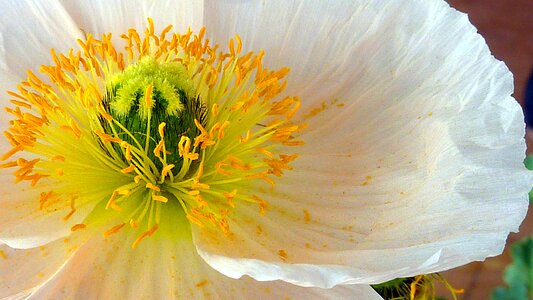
361, 175, 373, 186
278, 249, 288, 261
0, 250, 7, 259
303, 209, 311, 224
196, 280, 209, 288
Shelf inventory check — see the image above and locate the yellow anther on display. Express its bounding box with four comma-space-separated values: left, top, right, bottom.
218, 121, 230, 140
178, 136, 190, 157
209, 122, 222, 137
125, 145, 132, 161
251, 195, 268, 216
212, 103, 219, 116
145, 182, 160, 192
187, 214, 205, 228
218, 218, 230, 235
103, 223, 126, 238
0, 161, 17, 168
71, 224, 87, 232
129, 219, 139, 228
235, 34, 242, 53
95, 131, 121, 143
145, 84, 153, 107
227, 155, 251, 171
195, 195, 208, 209
131, 224, 158, 249
191, 181, 210, 190
60, 123, 81, 138
118, 189, 130, 196
63, 207, 76, 221
223, 189, 238, 208
153, 140, 164, 158
152, 194, 168, 203
121, 164, 135, 173
246, 171, 275, 187
106, 191, 122, 211
256, 147, 274, 158
1, 145, 23, 161
240, 130, 251, 144
188, 190, 200, 196
215, 161, 231, 176
158, 122, 166, 138
97, 104, 113, 121
196, 161, 204, 179
178, 136, 199, 160
1, 23, 305, 241
161, 164, 175, 177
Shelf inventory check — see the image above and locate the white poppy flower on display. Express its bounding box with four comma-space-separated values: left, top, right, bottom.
0, 0, 530, 299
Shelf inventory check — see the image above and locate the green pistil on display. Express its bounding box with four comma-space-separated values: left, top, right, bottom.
100, 57, 207, 169
372, 277, 413, 299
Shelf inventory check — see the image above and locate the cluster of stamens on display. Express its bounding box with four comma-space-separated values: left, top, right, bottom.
1, 18, 304, 247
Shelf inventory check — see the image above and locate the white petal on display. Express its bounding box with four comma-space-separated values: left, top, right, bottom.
28, 209, 381, 299
59, 0, 204, 38
203, 0, 388, 112
0, 180, 96, 249
0, 231, 86, 298
0, 0, 82, 78
194, 0, 531, 288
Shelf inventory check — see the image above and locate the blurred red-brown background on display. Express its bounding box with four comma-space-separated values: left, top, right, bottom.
437, 1, 533, 299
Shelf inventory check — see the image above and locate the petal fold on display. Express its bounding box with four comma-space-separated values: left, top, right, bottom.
0, 231, 86, 299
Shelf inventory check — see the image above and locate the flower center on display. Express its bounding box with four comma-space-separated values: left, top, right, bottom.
1, 19, 305, 247
101, 56, 206, 171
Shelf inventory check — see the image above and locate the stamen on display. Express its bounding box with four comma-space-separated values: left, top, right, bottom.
1, 20, 305, 243
103, 223, 126, 238
131, 224, 158, 248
